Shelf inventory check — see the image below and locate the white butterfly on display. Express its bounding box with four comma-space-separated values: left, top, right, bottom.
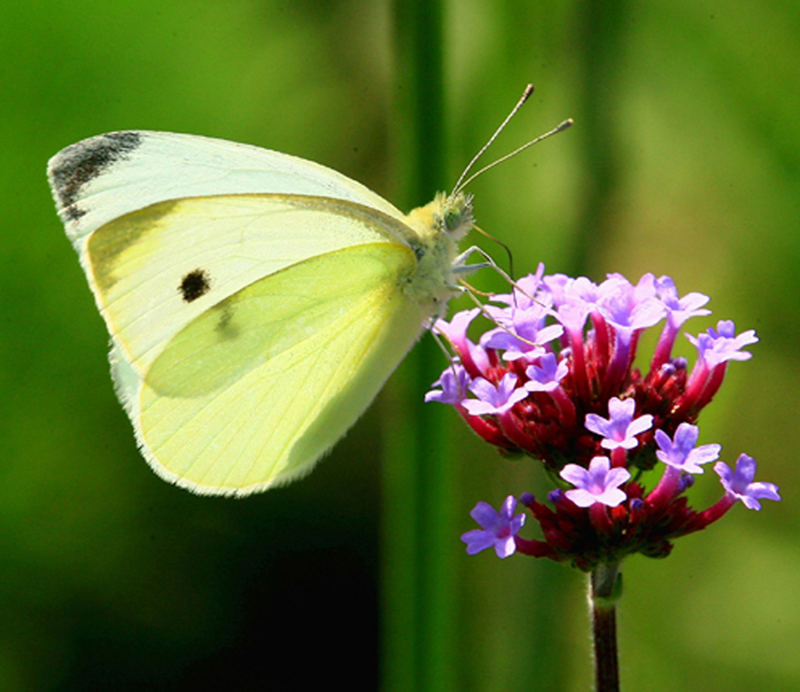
48, 130, 475, 496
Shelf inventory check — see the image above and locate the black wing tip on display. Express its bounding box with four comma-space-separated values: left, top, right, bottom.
47, 131, 144, 220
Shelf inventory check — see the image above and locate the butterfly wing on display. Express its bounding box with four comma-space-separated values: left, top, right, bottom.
47, 130, 408, 248
47, 131, 450, 495
80, 193, 419, 376
116, 241, 426, 495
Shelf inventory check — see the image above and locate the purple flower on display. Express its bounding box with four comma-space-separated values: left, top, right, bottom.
432, 308, 490, 376
560, 456, 631, 508
426, 264, 777, 567
655, 423, 721, 474
491, 263, 547, 310
650, 276, 712, 368
714, 454, 781, 510
549, 275, 600, 333
461, 496, 526, 558
547, 274, 602, 310
585, 397, 653, 450
687, 320, 758, 368
597, 273, 665, 335
481, 304, 563, 361
655, 276, 711, 328
554, 300, 593, 334
462, 373, 528, 416
524, 353, 569, 392
432, 308, 480, 348
425, 363, 471, 404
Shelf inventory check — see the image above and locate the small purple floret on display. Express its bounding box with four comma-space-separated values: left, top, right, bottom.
655, 423, 721, 474
425, 363, 470, 404
560, 456, 631, 508
432, 308, 480, 347
461, 496, 526, 558
687, 320, 759, 368
481, 305, 562, 361
585, 397, 653, 450
462, 373, 528, 416
655, 276, 711, 327
524, 353, 569, 392
598, 277, 665, 335
714, 454, 781, 510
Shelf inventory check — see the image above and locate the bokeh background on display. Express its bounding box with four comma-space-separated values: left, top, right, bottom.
3, 1, 798, 690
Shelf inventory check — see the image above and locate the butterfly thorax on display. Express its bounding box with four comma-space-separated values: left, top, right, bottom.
401, 192, 473, 313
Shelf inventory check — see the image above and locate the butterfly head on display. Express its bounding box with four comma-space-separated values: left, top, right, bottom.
439, 191, 474, 241
406, 191, 473, 243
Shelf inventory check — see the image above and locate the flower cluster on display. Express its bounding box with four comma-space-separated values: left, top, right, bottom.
427, 265, 780, 570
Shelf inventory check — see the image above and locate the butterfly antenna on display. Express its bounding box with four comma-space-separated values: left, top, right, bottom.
453, 117, 573, 195
451, 84, 536, 196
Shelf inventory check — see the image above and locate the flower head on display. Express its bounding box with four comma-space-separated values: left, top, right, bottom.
428, 266, 778, 569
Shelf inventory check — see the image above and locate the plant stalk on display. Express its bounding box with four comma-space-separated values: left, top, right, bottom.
590, 562, 621, 692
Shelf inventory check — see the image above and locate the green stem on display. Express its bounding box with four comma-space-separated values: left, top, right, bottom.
590, 563, 622, 692
382, 2, 454, 691
571, 0, 630, 276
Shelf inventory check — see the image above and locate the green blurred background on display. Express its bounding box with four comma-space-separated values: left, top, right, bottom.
2, 1, 798, 690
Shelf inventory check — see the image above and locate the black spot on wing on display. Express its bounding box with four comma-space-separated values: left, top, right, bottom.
50, 131, 142, 220
179, 269, 211, 302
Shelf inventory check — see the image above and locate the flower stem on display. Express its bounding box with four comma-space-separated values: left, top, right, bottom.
590, 562, 621, 692
383, 2, 450, 691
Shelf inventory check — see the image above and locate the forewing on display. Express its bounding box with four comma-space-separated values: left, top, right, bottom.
47, 130, 407, 247
123, 242, 427, 496
82, 194, 416, 374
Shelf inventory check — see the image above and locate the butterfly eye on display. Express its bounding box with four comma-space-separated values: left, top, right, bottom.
443, 209, 463, 232
440, 194, 473, 238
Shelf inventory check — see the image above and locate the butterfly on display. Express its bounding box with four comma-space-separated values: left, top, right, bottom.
47, 87, 569, 496
47, 127, 482, 496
